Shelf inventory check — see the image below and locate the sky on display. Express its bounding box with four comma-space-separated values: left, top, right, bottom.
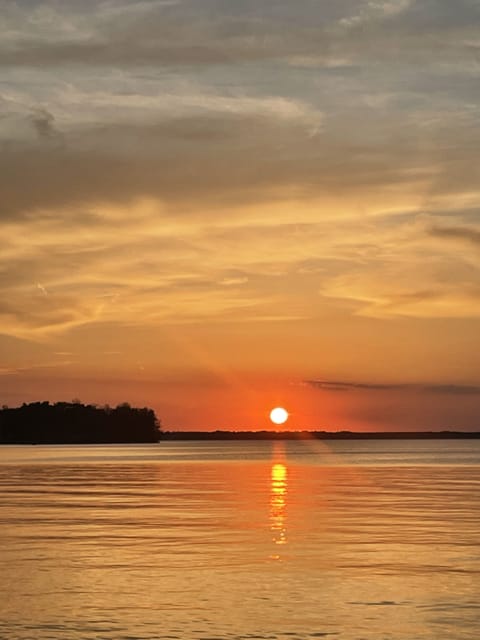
1, 0, 480, 431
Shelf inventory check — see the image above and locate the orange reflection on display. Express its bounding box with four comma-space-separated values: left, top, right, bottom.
270, 461, 288, 548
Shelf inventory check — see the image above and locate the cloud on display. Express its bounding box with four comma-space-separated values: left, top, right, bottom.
2, 0, 479, 225
305, 379, 480, 395
339, 0, 413, 28
305, 379, 410, 391
424, 384, 480, 395
0, 358, 75, 377
30, 108, 60, 140
2, 0, 480, 341
0, 1, 333, 68
0, 292, 103, 338
429, 225, 480, 247
319, 219, 480, 319
2, 99, 475, 223
0, 208, 325, 338
1, 0, 479, 70
0, 99, 325, 220
323, 286, 480, 319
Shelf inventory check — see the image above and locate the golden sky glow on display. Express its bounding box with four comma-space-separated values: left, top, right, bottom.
2, 1, 480, 430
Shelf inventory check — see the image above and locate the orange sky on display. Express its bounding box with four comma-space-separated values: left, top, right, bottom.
1, 1, 480, 430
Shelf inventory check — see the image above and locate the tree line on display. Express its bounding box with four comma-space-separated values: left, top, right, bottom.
161, 429, 480, 440
0, 401, 161, 444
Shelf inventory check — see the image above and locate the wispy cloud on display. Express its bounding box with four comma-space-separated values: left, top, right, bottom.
0, 359, 75, 377
429, 225, 480, 247
30, 108, 61, 140
1, 0, 478, 69
305, 380, 480, 395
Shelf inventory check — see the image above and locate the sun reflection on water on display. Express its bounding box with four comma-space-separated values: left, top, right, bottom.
270, 461, 288, 551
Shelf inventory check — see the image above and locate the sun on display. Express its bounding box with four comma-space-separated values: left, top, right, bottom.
270, 407, 289, 425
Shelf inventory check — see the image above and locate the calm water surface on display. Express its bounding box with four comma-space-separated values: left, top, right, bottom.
1, 439, 480, 640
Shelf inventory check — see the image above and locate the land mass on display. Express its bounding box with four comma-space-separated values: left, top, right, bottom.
162, 430, 480, 440
0, 402, 161, 444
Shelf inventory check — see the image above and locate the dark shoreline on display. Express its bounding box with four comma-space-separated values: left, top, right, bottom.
162, 430, 480, 440
2, 431, 479, 445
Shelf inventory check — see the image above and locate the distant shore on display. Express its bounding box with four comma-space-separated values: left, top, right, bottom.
162, 430, 480, 440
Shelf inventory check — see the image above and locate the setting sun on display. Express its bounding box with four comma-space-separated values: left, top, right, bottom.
270, 407, 289, 425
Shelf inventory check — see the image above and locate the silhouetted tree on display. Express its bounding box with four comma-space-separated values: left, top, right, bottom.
0, 402, 162, 444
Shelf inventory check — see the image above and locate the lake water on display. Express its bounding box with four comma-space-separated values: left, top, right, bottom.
1, 439, 480, 640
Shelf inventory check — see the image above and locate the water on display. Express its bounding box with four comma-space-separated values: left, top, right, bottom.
1, 439, 480, 640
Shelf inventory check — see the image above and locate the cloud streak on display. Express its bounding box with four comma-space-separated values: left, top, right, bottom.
429, 225, 480, 247
305, 380, 480, 395
1, 0, 478, 69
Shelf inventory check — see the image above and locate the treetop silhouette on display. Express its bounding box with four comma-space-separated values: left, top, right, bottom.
0, 401, 161, 444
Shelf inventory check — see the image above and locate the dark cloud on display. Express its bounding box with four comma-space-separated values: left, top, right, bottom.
1, 112, 316, 217
1, 0, 479, 69
429, 225, 480, 247
2, 107, 476, 220
305, 380, 410, 392
1, 1, 479, 226
0, 0, 334, 68
305, 379, 480, 395
423, 384, 480, 395
30, 108, 60, 140
393, 0, 480, 31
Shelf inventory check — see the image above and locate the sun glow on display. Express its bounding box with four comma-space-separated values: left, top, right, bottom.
270, 407, 289, 425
